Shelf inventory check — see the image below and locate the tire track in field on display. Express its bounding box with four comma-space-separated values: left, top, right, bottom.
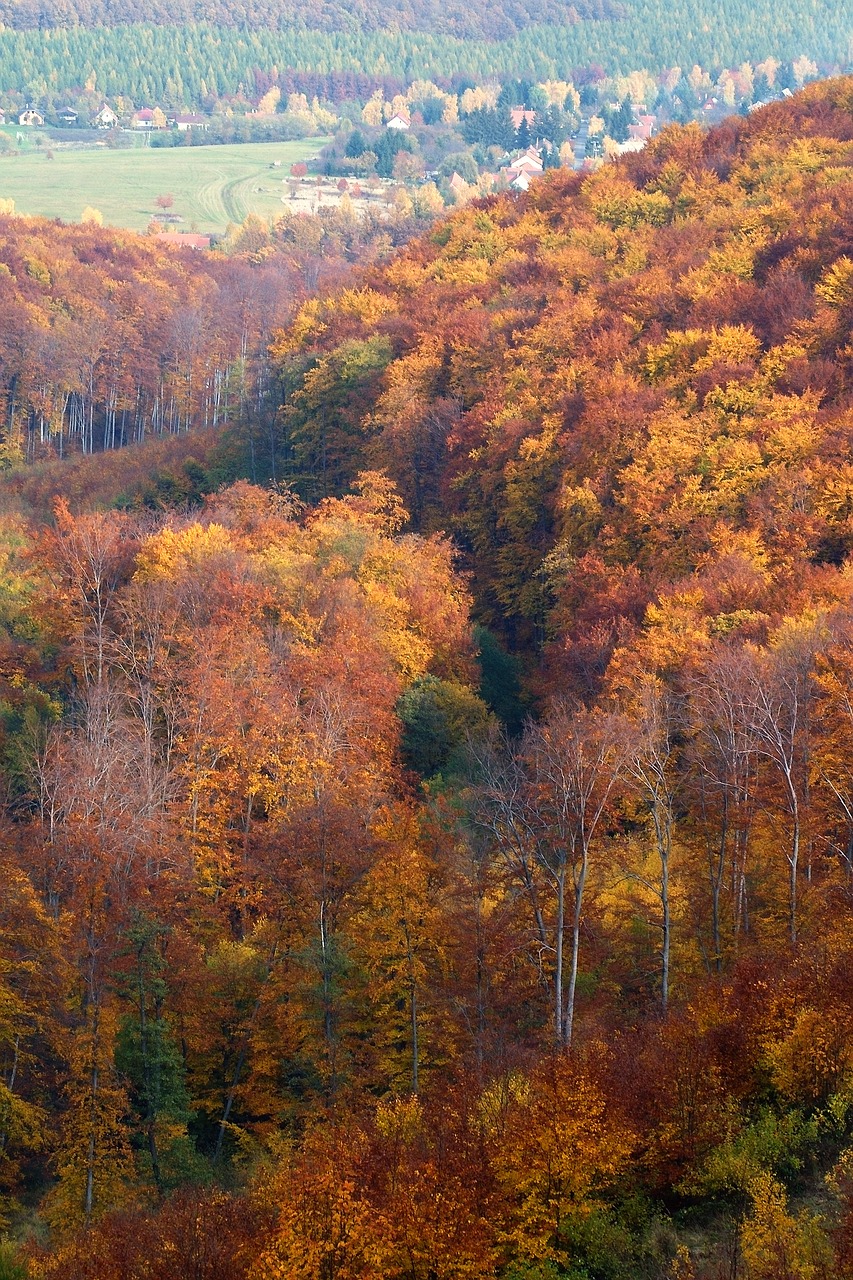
194, 166, 230, 226
219, 173, 247, 225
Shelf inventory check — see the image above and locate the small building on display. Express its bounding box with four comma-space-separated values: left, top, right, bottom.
157, 232, 212, 250
508, 147, 543, 170
57, 107, 78, 125
509, 156, 542, 175
18, 109, 44, 127
386, 112, 411, 130
132, 108, 157, 129
509, 107, 536, 129
94, 104, 118, 128
173, 113, 209, 131
505, 150, 543, 184
510, 171, 532, 191
448, 171, 468, 195
628, 113, 655, 141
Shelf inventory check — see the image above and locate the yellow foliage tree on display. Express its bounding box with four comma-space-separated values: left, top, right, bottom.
741, 1172, 831, 1280
487, 1055, 633, 1264
251, 1131, 391, 1280
45, 1002, 135, 1232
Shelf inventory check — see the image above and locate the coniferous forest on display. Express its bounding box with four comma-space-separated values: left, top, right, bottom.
0, 4, 848, 110
3, 70, 853, 1280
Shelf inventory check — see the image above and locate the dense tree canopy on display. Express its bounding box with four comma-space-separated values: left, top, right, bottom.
270, 76, 853, 672
0, 0, 847, 109
0, 0, 618, 37
3, 76, 853, 1280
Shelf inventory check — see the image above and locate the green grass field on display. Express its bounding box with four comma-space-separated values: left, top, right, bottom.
0, 135, 330, 233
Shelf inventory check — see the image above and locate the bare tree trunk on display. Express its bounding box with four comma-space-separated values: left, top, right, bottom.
565, 856, 587, 1046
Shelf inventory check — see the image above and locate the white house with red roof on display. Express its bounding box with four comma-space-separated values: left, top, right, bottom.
386, 111, 411, 130
173, 113, 209, 131
158, 231, 212, 250
505, 148, 543, 182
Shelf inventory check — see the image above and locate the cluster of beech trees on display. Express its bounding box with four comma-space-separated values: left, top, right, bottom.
0, 476, 852, 1278
5, 79, 853, 1279
0, 219, 295, 464
0, 205, 449, 476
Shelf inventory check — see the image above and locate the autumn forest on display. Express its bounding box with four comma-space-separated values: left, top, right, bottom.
3, 73, 853, 1280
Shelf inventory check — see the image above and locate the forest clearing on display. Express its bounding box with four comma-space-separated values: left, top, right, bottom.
0, 136, 329, 232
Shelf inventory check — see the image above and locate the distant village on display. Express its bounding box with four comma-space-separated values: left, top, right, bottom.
0, 57, 818, 221
3, 103, 210, 132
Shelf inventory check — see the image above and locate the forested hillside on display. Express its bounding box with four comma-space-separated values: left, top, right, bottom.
0, 0, 846, 107
5, 76, 853, 1280
272, 75, 853, 678
0, 205, 423, 471
0, 220, 283, 462
0, 0, 618, 36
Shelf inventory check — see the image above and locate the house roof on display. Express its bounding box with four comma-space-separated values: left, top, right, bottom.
173, 113, 207, 125
157, 232, 212, 250
509, 107, 536, 129
507, 155, 543, 175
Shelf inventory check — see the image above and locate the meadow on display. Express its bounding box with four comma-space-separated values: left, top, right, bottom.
0, 134, 329, 232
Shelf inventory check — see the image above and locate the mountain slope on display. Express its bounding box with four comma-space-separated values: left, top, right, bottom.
0, 0, 619, 37
269, 76, 853, 689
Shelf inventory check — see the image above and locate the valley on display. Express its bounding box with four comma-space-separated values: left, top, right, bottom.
0, 10, 852, 1273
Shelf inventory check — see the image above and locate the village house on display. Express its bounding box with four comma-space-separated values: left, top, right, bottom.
172, 113, 209, 131
57, 107, 78, 125
448, 171, 468, 196
386, 111, 411, 130
131, 108, 165, 129
157, 231, 212, 250
505, 148, 543, 182
18, 109, 44, 127
94, 104, 118, 128
509, 107, 536, 130
628, 114, 656, 141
